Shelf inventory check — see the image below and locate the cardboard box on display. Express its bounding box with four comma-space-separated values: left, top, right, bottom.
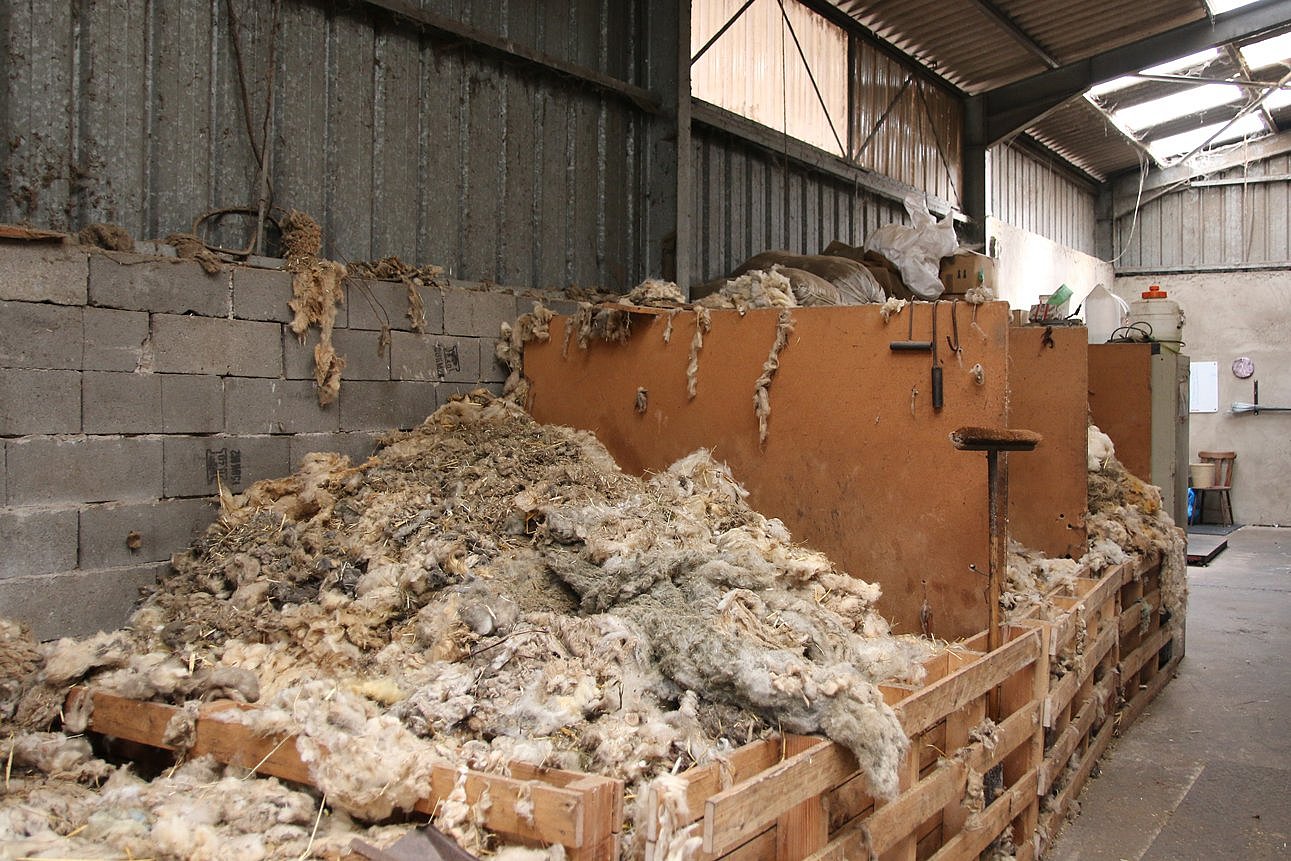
940, 251, 996, 295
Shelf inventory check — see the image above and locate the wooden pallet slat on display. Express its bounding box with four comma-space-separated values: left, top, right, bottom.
67, 687, 618, 857
895, 628, 1043, 737
702, 737, 857, 855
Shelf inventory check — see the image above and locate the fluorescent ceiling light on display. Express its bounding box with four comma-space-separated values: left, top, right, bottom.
1147, 113, 1266, 161
1206, 0, 1262, 13
1240, 31, 1291, 70
1114, 83, 1244, 132
1141, 48, 1221, 77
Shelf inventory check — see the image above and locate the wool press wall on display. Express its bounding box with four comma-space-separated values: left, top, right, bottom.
525, 305, 1090, 641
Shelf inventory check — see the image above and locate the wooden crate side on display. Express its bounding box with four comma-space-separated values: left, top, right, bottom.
645, 739, 784, 842
896, 630, 1043, 737
1117, 641, 1183, 735
702, 739, 857, 855
807, 702, 1040, 861
1043, 620, 1118, 727
1037, 709, 1116, 853
67, 688, 611, 854
925, 768, 1040, 861
1039, 677, 1115, 796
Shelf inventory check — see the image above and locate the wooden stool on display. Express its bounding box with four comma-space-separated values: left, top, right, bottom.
1195, 450, 1236, 526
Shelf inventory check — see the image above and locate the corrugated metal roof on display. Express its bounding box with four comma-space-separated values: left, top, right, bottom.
1027, 100, 1148, 180
834, 0, 1208, 94
828, 0, 1291, 178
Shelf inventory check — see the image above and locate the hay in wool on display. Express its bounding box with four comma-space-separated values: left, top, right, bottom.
3, 393, 930, 858
624, 279, 686, 308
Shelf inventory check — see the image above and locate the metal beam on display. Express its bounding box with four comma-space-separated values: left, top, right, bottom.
965, 0, 1060, 69
1110, 128, 1291, 219
973, 0, 1291, 145
641, 0, 693, 292
962, 96, 989, 245
354, 0, 661, 114
690, 100, 966, 220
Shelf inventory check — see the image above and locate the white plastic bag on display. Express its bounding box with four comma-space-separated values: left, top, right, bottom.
863, 194, 958, 300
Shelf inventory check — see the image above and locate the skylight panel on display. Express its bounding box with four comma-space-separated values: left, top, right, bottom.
1088, 76, 1140, 98
1240, 31, 1291, 70
1113, 83, 1244, 132
1262, 86, 1291, 111
1141, 48, 1221, 77
1147, 113, 1266, 161
1205, 0, 1262, 14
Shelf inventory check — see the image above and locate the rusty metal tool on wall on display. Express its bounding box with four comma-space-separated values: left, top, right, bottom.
931, 302, 943, 410
889, 301, 932, 351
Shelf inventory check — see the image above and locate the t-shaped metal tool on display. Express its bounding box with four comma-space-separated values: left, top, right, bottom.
951, 426, 1042, 656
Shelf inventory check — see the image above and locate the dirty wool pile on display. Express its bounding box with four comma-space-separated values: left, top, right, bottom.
1004, 426, 1187, 622
0, 395, 930, 860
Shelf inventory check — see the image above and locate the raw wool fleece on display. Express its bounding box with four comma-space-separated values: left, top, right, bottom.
5, 394, 929, 859
696, 268, 797, 312
1085, 426, 1188, 619
283, 210, 347, 407
1000, 425, 1187, 626
0, 751, 409, 861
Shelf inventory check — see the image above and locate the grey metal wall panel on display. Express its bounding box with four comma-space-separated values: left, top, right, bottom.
1112, 154, 1291, 270
988, 142, 1097, 255
690, 124, 904, 282
1, 0, 645, 292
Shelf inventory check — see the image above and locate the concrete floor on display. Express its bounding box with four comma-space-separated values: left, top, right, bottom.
1049, 526, 1291, 860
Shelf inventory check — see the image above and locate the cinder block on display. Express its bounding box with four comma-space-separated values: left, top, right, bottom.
0, 507, 78, 578
224, 378, 339, 434
0, 369, 81, 435
83, 307, 150, 372
82, 371, 163, 435
0, 300, 82, 369
338, 381, 437, 431
0, 563, 167, 639
161, 375, 224, 434
79, 497, 216, 569
131, 240, 178, 258
514, 293, 581, 318
345, 278, 440, 332
232, 266, 295, 322
479, 337, 510, 384
162, 434, 290, 497
88, 253, 230, 317
391, 333, 481, 383
444, 285, 519, 338
151, 314, 283, 377
0, 242, 89, 304
289, 432, 380, 469
7, 436, 163, 505
284, 327, 391, 382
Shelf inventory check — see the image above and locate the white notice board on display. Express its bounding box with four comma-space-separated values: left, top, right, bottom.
1190, 361, 1218, 413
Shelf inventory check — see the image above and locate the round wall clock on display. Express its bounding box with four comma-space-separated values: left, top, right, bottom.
1232, 356, 1254, 379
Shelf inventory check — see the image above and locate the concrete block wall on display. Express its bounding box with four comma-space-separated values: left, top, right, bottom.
0, 239, 553, 639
